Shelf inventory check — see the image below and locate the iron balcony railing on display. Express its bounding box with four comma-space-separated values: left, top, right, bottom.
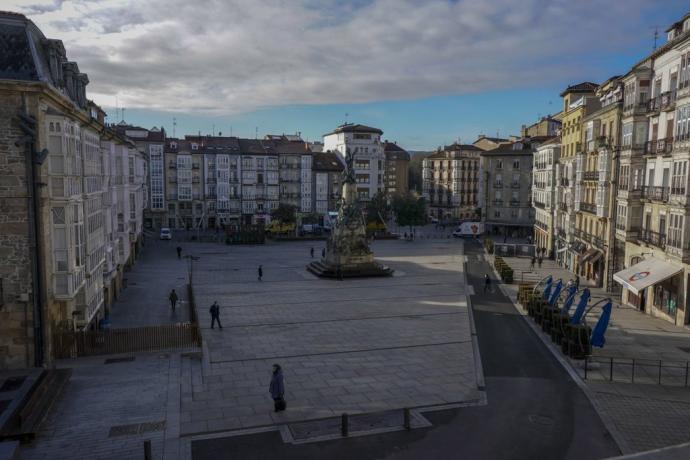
583, 171, 598, 181
642, 185, 669, 202
580, 202, 596, 213
645, 137, 674, 155
641, 229, 666, 249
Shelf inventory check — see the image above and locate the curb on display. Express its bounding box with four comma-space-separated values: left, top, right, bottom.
482, 247, 631, 455
463, 252, 486, 392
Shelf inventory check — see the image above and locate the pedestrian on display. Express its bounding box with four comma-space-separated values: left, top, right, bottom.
322, 248, 326, 258
169, 289, 178, 311
176, 246, 182, 259
269, 364, 286, 412
538, 256, 543, 268
209, 301, 222, 329
310, 247, 314, 258
530, 256, 536, 270
484, 274, 491, 293
336, 265, 343, 281
575, 274, 580, 291
258, 265, 263, 281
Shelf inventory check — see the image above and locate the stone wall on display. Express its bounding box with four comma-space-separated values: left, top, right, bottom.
0, 91, 35, 369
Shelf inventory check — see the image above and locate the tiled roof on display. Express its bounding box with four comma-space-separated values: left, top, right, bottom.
383, 142, 410, 161
313, 151, 344, 172
324, 123, 383, 136
559, 82, 598, 97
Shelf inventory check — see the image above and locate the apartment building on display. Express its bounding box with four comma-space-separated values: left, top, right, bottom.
521, 114, 563, 138
0, 12, 145, 368
480, 141, 535, 238
532, 138, 560, 257
573, 77, 622, 289
554, 82, 599, 271
613, 15, 690, 325
422, 144, 482, 221
323, 123, 385, 201
383, 141, 410, 195
312, 151, 344, 216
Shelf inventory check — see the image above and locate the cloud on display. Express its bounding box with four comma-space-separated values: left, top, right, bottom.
6, 0, 667, 115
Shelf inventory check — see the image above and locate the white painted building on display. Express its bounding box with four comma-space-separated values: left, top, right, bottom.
323, 123, 385, 201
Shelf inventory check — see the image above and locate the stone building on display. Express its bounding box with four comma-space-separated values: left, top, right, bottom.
422, 144, 482, 221
532, 138, 560, 256
383, 141, 410, 195
312, 151, 344, 217
574, 77, 623, 289
480, 141, 535, 238
613, 15, 690, 326
554, 82, 599, 272
323, 124, 385, 201
0, 12, 144, 368
521, 114, 563, 138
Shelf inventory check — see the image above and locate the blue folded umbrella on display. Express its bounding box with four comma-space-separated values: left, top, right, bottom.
548, 280, 563, 307
570, 288, 591, 325
590, 300, 612, 348
542, 276, 553, 300
560, 285, 578, 315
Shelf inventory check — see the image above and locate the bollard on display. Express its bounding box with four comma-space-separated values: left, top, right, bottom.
144, 440, 152, 460
403, 408, 411, 430
341, 413, 349, 437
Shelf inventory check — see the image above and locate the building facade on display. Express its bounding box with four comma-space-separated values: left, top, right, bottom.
0, 12, 145, 368
480, 141, 535, 238
323, 124, 385, 201
555, 82, 599, 272
422, 144, 481, 221
532, 138, 560, 256
383, 141, 410, 196
312, 151, 344, 217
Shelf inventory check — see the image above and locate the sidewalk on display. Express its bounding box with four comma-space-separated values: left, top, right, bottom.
108, 239, 191, 328
484, 249, 690, 454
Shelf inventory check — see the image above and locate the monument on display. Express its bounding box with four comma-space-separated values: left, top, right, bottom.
307, 151, 393, 278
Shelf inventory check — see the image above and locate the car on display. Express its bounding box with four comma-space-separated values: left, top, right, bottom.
159, 227, 172, 240
429, 216, 439, 223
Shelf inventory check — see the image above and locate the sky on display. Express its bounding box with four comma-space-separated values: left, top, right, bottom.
7, 0, 690, 150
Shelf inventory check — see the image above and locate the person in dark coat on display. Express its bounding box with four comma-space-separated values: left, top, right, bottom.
258, 265, 263, 281
269, 364, 285, 412
537, 256, 543, 268
322, 248, 326, 258
310, 247, 314, 258
209, 301, 222, 329
176, 246, 182, 259
575, 274, 580, 291
169, 289, 178, 311
484, 274, 491, 293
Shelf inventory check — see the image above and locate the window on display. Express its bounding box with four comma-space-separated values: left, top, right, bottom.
622, 122, 633, 147
354, 133, 371, 140
494, 210, 501, 218
191, 143, 198, 150
619, 165, 630, 190
513, 160, 520, 170
677, 105, 690, 141
671, 160, 688, 195
668, 214, 684, 248
495, 160, 503, 170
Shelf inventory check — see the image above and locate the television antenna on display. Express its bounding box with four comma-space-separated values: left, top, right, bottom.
651, 26, 659, 50
173, 117, 177, 137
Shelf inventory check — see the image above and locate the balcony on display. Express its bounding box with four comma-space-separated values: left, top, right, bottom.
582, 171, 598, 181
615, 225, 640, 242
559, 178, 570, 187
666, 239, 690, 262
493, 199, 504, 206
641, 229, 666, 249
535, 221, 548, 232
660, 90, 677, 111
557, 228, 566, 239
642, 185, 669, 202
493, 182, 503, 188
168, 163, 177, 169
558, 202, 568, 212
645, 138, 674, 156
623, 102, 647, 116
511, 182, 520, 189
580, 202, 596, 214
509, 199, 520, 207
534, 200, 546, 209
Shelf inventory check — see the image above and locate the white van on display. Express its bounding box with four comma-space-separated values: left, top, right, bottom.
452, 222, 484, 238
159, 228, 172, 240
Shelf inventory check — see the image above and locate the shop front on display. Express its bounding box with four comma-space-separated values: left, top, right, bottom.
613, 257, 686, 326
579, 248, 604, 287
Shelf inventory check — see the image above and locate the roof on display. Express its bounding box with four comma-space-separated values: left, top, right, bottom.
559, 82, 598, 97
480, 141, 535, 156
313, 151, 344, 172
474, 136, 510, 144
324, 123, 383, 136
268, 139, 311, 155
383, 141, 410, 161
238, 138, 276, 155
444, 143, 483, 151
665, 12, 690, 32
0, 11, 89, 109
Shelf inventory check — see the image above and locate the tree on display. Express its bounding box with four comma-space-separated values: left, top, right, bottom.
271, 203, 297, 223
366, 191, 389, 223
392, 192, 427, 232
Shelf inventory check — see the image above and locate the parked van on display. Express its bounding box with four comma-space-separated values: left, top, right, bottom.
452, 222, 484, 238
160, 228, 172, 240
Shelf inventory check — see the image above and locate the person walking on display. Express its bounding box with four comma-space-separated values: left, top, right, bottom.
537, 256, 543, 268
484, 274, 491, 293
530, 256, 536, 270
322, 248, 326, 258
258, 265, 263, 281
169, 289, 178, 311
176, 246, 182, 259
310, 247, 314, 258
269, 364, 286, 412
574, 274, 580, 291
209, 301, 222, 329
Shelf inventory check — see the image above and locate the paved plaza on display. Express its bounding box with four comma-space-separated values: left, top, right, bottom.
185, 238, 482, 434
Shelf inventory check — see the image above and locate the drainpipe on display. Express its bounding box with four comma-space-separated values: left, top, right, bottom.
17, 101, 46, 367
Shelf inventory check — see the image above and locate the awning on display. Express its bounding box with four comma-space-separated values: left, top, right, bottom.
613, 257, 683, 295
557, 246, 569, 253
581, 249, 604, 264
588, 251, 604, 264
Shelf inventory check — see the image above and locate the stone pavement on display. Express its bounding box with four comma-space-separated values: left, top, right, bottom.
186, 239, 482, 436
108, 239, 190, 327
21, 352, 180, 460
485, 250, 690, 454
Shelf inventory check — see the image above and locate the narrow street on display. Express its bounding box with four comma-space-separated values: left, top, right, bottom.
191, 240, 620, 459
